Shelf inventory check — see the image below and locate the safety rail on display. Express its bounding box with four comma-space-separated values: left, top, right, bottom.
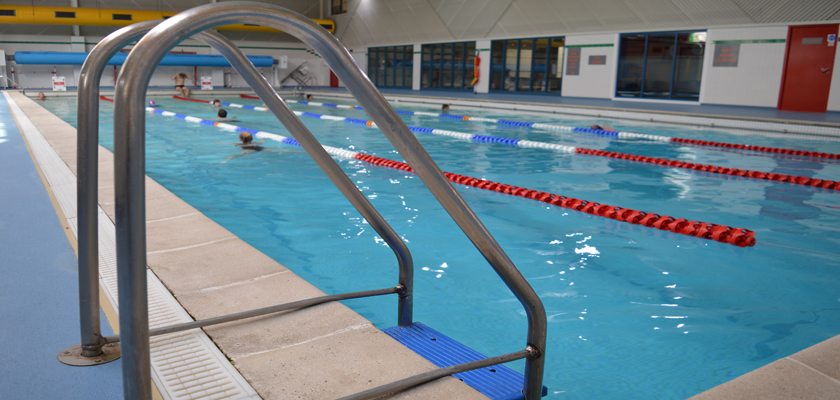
66, 16, 414, 373
81, 2, 546, 399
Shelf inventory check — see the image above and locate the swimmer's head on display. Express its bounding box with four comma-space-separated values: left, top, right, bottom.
149, 100, 156, 106
218, 109, 227, 118
239, 131, 253, 144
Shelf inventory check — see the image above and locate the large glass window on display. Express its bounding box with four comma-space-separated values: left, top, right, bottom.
489, 36, 565, 93
367, 45, 413, 88
420, 41, 476, 90
616, 31, 705, 100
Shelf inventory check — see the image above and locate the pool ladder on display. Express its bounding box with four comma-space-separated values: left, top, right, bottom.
65, 2, 547, 399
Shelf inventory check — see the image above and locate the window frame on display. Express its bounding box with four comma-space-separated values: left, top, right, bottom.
615, 29, 707, 101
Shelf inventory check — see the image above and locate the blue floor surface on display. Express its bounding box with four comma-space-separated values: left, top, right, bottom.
0, 94, 123, 399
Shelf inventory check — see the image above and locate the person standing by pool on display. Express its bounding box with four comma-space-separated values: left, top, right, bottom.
171, 72, 192, 97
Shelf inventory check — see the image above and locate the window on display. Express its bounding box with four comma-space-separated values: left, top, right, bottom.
331, 0, 348, 15
616, 31, 706, 100
367, 45, 413, 88
420, 41, 476, 90
489, 36, 565, 93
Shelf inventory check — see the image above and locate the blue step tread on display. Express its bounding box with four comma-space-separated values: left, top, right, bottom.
382, 322, 547, 400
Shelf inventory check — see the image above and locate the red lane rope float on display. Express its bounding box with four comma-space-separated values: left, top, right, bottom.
353, 153, 756, 247
575, 148, 840, 190
671, 137, 840, 160
186, 95, 837, 190
100, 95, 114, 102
239, 95, 840, 161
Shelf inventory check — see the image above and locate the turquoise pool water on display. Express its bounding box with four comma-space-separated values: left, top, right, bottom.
44, 95, 840, 399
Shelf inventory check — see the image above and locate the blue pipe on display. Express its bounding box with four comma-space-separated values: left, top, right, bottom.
13, 51, 274, 67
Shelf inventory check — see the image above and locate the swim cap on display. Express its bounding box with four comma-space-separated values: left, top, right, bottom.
149, 100, 156, 106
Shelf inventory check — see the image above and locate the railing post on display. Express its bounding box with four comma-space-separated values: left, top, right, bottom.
58, 20, 161, 368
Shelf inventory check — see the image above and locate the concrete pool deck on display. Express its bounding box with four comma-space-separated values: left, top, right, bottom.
4, 90, 486, 399
3, 87, 839, 399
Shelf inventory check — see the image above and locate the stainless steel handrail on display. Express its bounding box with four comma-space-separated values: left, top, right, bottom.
114, 2, 545, 399
73, 19, 160, 361
72, 20, 414, 367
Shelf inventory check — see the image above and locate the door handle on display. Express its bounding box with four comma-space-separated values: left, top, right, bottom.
822, 67, 832, 73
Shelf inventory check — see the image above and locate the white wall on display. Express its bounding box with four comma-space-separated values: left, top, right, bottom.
827, 38, 840, 112
701, 26, 788, 108
412, 43, 422, 91
474, 40, 491, 93
561, 33, 618, 99
0, 34, 330, 90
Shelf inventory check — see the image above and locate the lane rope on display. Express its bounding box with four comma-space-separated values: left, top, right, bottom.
109, 96, 756, 247
237, 93, 840, 161
175, 96, 840, 191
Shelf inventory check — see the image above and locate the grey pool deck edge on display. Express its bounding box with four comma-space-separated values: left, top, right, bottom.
5, 91, 488, 400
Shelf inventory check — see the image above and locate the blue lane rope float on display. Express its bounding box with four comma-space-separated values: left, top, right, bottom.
235, 94, 840, 160
109, 95, 757, 247
167, 96, 840, 190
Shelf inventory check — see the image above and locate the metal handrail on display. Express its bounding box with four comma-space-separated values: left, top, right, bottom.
102, 286, 401, 344
71, 20, 414, 366
73, 19, 161, 361
113, 2, 545, 399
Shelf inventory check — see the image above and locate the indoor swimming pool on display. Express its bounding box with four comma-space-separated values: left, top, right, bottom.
43, 95, 840, 399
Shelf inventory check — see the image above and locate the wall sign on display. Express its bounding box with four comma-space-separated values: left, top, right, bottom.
566, 47, 581, 75
588, 55, 606, 65
802, 37, 824, 45
201, 76, 213, 90
52, 76, 66, 91
713, 43, 740, 67
829, 34, 836, 46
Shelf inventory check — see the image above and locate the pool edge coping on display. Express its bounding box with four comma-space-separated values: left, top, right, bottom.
6, 91, 489, 400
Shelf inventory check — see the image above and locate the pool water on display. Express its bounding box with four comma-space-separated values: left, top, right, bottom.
44, 95, 840, 399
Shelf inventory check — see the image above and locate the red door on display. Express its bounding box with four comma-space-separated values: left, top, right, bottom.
329, 70, 339, 87
778, 24, 838, 113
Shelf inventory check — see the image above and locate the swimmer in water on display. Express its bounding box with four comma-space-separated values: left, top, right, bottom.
590, 124, 616, 132
217, 131, 295, 163
148, 100, 158, 107
37, 92, 47, 101
213, 109, 238, 122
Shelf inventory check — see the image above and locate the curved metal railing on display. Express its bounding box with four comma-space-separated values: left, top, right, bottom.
69, 18, 414, 365
108, 2, 546, 399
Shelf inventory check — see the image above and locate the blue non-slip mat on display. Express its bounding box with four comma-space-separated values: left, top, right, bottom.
382, 322, 547, 400
0, 94, 123, 399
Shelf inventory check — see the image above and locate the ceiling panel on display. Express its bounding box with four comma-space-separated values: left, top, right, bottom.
733, 0, 840, 23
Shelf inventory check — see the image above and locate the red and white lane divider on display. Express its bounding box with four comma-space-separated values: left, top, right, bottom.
174, 95, 840, 191
113, 95, 756, 247
237, 93, 840, 161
